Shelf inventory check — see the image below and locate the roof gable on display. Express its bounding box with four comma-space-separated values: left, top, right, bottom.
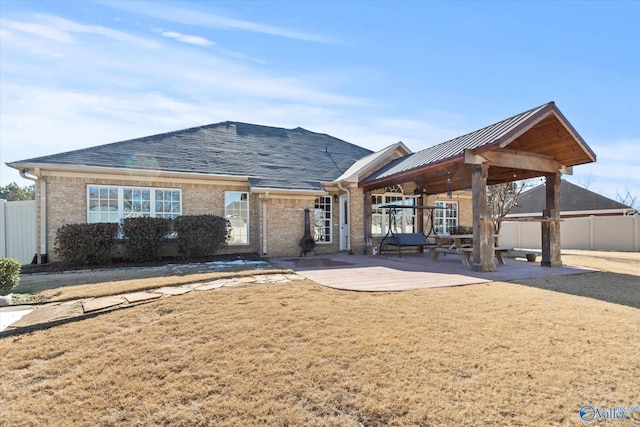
334, 141, 412, 183
363, 102, 597, 194
9, 121, 373, 191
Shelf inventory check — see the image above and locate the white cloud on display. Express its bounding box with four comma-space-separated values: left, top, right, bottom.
0, 18, 72, 43
98, 1, 341, 44
38, 15, 159, 48
156, 29, 215, 47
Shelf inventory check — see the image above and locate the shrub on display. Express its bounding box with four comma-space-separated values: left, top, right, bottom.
55, 223, 119, 266
173, 215, 231, 258
122, 217, 172, 262
0, 258, 21, 295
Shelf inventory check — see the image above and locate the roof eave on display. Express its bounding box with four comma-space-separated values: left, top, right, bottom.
9, 162, 250, 182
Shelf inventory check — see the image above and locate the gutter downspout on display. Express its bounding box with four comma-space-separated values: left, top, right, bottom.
20, 168, 45, 264
262, 192, 269, 255
337, 181, 351, 252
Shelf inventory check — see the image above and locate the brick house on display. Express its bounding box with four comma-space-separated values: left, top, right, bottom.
7, 102, 592, 267
7, 122, 426, 261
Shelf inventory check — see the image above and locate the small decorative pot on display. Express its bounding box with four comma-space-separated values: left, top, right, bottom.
525, 253, 537, 262
0, 294, 13, 306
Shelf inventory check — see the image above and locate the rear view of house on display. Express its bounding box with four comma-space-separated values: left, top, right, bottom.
8, 102, 599, 269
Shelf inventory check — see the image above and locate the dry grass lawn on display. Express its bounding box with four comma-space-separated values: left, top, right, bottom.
1, 253, 639, 426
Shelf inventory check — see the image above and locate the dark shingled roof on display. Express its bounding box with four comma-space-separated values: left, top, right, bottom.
511, 180, 632, 214
14, 121, 372, 191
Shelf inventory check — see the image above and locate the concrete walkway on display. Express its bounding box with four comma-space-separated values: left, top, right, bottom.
273, 252, 595, 291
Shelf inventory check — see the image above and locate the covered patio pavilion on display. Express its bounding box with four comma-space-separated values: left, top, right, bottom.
361, 102, 597, 272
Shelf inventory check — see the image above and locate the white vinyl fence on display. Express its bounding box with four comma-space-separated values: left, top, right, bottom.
0, 199, 37, 264
501, 214, 640, 251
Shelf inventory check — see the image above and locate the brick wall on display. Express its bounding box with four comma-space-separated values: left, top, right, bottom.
260, 195, 341, 257
39, 174, 347, 260
41, 175, 259, 261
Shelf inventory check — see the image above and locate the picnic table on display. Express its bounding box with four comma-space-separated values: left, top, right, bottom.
432, 234, 512, 267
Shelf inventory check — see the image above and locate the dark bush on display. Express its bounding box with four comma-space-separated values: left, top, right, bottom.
173, 215, 230, 258
0, 257, 21, 295
122, 217, 172, 262
54, 223, 119, 266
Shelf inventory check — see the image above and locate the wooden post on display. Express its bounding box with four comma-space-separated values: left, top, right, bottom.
363, 190, 372, 254
541, 172, 562, 267
472, 163, 496, 272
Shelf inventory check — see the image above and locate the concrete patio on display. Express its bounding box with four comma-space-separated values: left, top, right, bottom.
273, 252, 595, 291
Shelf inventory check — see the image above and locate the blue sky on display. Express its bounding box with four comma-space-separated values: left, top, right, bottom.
1, 0, 638, 202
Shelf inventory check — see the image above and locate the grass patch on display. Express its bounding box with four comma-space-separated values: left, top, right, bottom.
1, 273, 638, 425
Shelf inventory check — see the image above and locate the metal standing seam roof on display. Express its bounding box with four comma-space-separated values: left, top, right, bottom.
8, 121, 373, 192
365, 102, 552, 182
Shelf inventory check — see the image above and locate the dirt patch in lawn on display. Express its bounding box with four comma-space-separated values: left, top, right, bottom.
1, 251, 639, 426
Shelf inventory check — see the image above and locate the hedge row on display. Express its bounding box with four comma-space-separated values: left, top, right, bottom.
54, 215, 231, 266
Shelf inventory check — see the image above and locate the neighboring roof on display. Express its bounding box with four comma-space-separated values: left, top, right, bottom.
334, 141, 412, 183
363, 102, 597, 193
9, 121, 373, 191
510, 179, 632, 214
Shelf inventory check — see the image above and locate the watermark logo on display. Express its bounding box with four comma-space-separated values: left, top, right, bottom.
579, 405, 640, 422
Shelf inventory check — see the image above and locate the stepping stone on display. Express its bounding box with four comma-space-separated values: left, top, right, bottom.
285, 274, 305, 281
9, 303, 83, 328
154, 287, 192, 296
194, 282, 224, 291
266, 274, 288, 282
82, 296, 126, 313
236, 276, 258, 284
182, 283, 204, 289
122, 292, 163, 304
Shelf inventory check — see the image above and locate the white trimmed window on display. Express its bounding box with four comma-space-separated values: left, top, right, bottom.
225, 192, 249, 245
434, 201, 458, 235
314, 196, 332, 243
371, 185, 416, 235
87, 185, 181, 223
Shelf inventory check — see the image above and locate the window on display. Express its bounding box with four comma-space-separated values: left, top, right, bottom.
370, 185, 416, 235
88, 186, 119, 223
155, 189, 181, 219
434, 201, 458, 235
123, 188, 151, 217
225, 192, 249, 245
87, 185, 181, 223
314, 196, 332, 243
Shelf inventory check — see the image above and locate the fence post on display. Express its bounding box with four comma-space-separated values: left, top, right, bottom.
589, 215, 594, 250
0, 199, 5, 258
633, 214, 640, 251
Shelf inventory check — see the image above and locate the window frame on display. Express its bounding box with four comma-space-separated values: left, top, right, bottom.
225, 191, 250, 246
87, 185, 182, 223
313, 196, 332, 244
434, 201, 458, 235
370, 186, 417, 236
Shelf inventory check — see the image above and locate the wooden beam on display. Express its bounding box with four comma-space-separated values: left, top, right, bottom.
472, 163, 496, 272
481, 149, 562, 174
541, 172, 563, 267
463, 149, 487, 165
